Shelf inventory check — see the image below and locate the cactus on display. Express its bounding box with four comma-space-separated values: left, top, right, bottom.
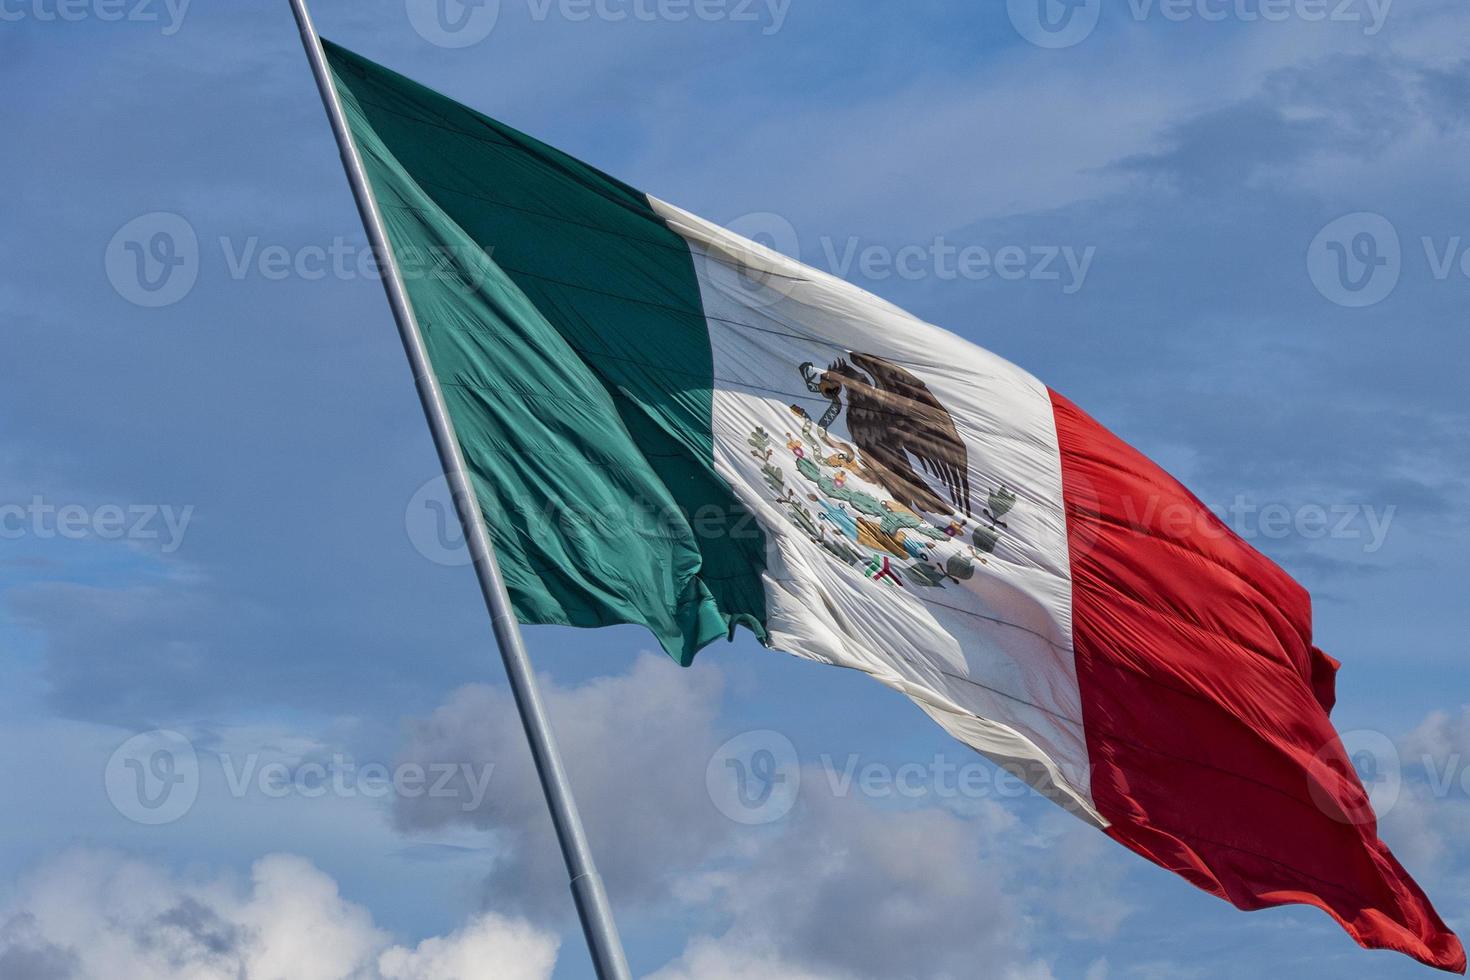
789, 503, 820, 539
986, 486, 1017, 525
906, 563, 947, 588
822, 535, 861, 566
748, 426, 773, 455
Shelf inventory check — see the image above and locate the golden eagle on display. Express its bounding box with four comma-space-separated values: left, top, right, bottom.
799, 352, 971, 517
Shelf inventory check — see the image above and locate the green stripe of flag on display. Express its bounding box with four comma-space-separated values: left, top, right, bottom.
325, 40, 767, 662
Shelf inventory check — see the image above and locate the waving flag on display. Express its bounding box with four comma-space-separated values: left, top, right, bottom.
323, 40, 1464, 971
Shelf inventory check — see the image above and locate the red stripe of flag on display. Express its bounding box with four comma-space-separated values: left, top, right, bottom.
1050, 388, 1465, 973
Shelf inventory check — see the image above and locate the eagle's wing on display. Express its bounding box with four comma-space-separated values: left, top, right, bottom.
850, 352, 971, 515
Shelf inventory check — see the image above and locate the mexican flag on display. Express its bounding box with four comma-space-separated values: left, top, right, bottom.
324, 41, 1463, 972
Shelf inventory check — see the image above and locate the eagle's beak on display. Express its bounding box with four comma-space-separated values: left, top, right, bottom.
800, 362, 824, 394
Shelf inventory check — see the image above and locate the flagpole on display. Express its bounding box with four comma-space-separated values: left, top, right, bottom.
285, 4, 632, 977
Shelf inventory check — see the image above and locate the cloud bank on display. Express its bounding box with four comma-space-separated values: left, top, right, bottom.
0, 850, 558, 980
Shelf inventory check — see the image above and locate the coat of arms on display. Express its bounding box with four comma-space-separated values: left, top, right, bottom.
748, 352, 1019, 590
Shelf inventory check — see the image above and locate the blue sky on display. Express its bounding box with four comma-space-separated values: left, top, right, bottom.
1, 1, 1467, 977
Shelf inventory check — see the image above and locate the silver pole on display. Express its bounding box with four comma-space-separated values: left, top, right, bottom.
286, 4, 632, 978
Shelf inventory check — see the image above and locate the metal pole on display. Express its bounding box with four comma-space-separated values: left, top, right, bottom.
285, 4, 632, 977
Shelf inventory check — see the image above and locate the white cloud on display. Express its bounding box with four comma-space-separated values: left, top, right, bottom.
392, 652, 734, 915
637, 3, 1470, 246
377, 915, 558, 980
643, 937, 845, 980
646, 934, 1056, 980
648, 787, 1098, 980
1401, 705, 1470, 765
0, 850, 558, 980
396, 655, 1132, 979
1380, 705, 1470, 912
